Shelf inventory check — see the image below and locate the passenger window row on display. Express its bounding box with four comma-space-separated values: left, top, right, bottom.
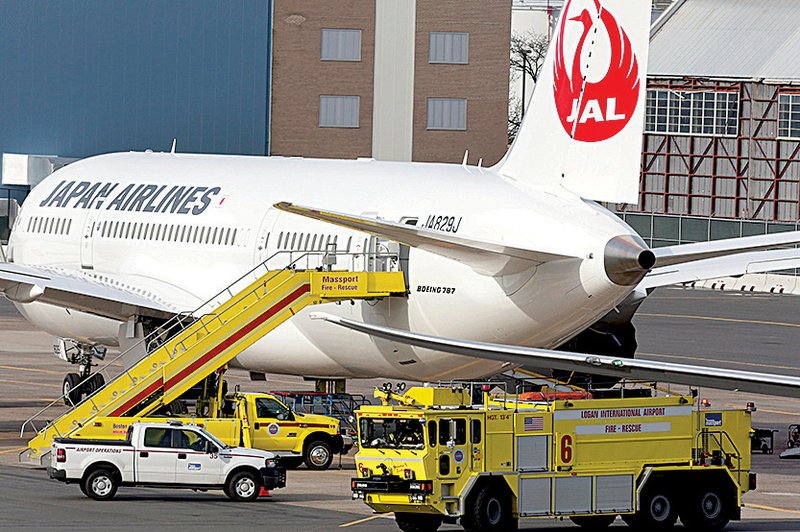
25, 216, 73, 236
97, 220, 240, 247
274, 231, 353, 252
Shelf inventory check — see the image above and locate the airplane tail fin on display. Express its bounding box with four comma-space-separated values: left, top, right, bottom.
495, 0, 652, 204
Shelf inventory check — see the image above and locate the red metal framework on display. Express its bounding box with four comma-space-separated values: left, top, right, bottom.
622, 78, 800, 222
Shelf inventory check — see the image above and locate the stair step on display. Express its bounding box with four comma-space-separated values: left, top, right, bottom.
26, 270, 402, 459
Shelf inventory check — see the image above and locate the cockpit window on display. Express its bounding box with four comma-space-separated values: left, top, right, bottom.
360, 418, 425, 450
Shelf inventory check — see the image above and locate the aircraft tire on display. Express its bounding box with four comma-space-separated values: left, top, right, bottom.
63, 373, 81, 406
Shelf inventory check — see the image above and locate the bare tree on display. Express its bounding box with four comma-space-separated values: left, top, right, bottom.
508, 31, 549, 143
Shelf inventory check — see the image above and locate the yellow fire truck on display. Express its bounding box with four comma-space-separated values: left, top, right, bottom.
351, 384, 754, 532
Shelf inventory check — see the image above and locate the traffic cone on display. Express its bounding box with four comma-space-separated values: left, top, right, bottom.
258, 486, 271, 497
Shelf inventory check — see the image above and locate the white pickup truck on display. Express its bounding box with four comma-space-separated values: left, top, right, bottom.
47, 421, 286, 501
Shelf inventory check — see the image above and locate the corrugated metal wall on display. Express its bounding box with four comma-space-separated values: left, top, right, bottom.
0, 0, 272, 172
634, 78, 800, 222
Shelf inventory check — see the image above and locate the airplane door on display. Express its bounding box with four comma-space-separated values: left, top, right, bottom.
254, 208, 280, 266
398, 217, 417, 290
80, 213, 100, 269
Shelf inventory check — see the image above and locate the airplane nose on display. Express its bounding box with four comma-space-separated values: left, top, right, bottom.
603, 235, 655, 286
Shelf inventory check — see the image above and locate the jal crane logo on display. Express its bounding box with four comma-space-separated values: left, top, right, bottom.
553, 0, 640, 142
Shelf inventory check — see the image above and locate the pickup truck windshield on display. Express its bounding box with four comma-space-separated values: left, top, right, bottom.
360, 418, 424, 450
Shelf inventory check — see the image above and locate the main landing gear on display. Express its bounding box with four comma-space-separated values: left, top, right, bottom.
55, 339, 107, 406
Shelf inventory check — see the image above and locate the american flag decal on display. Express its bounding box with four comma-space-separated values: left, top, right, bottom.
524, 417, 544, 431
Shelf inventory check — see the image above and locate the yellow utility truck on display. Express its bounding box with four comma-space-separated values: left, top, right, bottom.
351, 385, 754, 532
67, 387, 349, 470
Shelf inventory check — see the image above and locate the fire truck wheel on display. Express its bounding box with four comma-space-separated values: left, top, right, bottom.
304, 439, 333, 470
679, 486, 730, 531
63, 373, 82, 406
625, 486, 677, 530
394, 513, 443, 532
462, 484, 514, 532
569, 514, 617, 529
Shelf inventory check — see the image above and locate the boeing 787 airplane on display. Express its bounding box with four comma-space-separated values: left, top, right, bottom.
4, 0, 800, 401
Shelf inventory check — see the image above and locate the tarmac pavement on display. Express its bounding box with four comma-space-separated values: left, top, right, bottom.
1, 288, 800, 529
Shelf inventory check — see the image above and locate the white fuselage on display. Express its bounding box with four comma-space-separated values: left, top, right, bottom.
9, 152, 641, 381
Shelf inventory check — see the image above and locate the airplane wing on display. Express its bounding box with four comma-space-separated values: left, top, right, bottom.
0, 263, 178, 321
274, 202, 578, 276
311, 312, 800, 399
641, 247, 800, 290
653, 231, 800, 267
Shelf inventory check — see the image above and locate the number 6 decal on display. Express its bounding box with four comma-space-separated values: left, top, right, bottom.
560, 434, 573, 464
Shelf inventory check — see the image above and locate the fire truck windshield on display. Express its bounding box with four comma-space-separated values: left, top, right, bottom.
360, 418, 425, 450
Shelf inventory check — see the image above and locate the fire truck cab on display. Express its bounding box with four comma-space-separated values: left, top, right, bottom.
351, 384, 754, 532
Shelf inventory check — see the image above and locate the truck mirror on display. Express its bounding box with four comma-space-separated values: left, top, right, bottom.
206, 441, 216, 454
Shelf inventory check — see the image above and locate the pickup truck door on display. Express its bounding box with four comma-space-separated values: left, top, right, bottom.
251, 396, 294, 451
136, 427, 178, 483
173, 429, 224, 485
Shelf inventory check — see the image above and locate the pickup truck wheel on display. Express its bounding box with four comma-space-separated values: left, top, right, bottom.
394, 512, 443, 532
63, 373, 81, 406
226, 470, 260, 502
304, 440, 333, 470
83, 468, 118, 501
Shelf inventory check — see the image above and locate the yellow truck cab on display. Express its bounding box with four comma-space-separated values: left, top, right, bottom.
68, 390, 349, 471
218, 391, 349, 470
351, 385, 754, 532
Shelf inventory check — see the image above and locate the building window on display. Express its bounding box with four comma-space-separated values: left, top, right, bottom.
645, 89, 738, 136
321, 29, 361, 61
427, 98, 467, 130
429, 32, 469, 64
779, 94, 800, 139
319, 96, 360, 128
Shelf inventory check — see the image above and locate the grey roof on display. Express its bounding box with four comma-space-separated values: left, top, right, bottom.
650, 0, 800, 80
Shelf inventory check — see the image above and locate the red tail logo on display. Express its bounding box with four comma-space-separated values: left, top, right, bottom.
553, 0, 640, 142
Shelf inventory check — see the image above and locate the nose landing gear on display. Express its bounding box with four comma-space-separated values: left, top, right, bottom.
55, 339, 107, 406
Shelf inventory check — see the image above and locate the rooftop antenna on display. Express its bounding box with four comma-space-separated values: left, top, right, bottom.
170, 138, 177, 154
462, 150, 469, 167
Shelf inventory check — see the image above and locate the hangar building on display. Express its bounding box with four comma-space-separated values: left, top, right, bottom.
618, 0, 800, 247
0, 0, 510, 173
0, 0, 511, 240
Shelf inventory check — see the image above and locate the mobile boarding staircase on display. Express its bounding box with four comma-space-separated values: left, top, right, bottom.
20, 251, 406, 465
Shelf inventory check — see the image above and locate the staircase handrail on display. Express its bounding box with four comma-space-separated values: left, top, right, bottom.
20, 248, 398, 437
